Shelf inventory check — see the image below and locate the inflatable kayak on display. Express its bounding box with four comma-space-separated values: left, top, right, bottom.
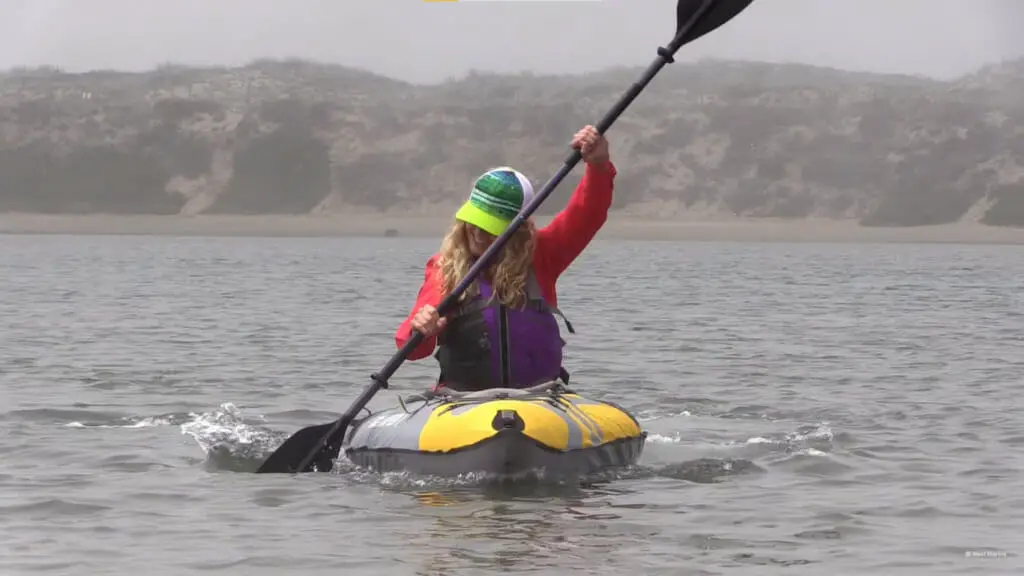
342, 381, 646, 478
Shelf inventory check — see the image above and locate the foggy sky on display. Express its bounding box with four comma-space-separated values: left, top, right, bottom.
2, 0, 1023, 83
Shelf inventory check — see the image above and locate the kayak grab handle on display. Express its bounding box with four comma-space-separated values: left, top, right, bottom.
492, 409, 525, 432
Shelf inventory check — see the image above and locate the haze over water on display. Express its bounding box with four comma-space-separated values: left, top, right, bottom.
1, 235, 1021, 574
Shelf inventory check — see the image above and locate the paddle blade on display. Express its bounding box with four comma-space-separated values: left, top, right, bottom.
676, 0, 755, 45
255, 421, 343, 474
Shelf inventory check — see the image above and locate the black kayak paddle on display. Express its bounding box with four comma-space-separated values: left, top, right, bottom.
255, 0, 757, 474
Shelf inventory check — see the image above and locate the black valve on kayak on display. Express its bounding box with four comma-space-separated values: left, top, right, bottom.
492, 409, 525, 432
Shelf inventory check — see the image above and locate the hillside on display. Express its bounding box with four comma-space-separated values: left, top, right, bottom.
0, 57, 1021, 226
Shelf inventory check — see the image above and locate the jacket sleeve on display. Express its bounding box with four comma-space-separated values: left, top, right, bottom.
534, 161, 616, 278
395, 254, 445, 360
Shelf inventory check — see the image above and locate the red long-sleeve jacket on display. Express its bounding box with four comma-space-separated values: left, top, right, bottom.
395, 161, 617, 360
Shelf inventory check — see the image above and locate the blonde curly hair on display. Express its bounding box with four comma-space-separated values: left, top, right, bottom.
437, 219, 536, 309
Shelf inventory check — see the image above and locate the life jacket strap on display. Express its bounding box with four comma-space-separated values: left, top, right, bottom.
451, 295, 575, 335
497, 303, 512, 388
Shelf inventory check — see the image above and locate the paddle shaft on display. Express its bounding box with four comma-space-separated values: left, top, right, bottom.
290, 0, 723, 473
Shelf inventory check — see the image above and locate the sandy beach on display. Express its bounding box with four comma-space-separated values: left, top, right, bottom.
1, 212, 1023, 244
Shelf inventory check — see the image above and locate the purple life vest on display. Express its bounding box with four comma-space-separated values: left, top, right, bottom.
435, 271, 574, 391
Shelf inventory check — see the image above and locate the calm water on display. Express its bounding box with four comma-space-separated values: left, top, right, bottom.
0, 234, 1021, 575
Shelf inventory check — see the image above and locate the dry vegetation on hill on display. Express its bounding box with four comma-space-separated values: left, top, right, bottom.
1, 57, 1021, 226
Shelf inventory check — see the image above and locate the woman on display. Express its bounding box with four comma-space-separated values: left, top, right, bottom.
394, 124, 615, 391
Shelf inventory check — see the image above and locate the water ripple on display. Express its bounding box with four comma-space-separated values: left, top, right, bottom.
1, 235, 1021, 575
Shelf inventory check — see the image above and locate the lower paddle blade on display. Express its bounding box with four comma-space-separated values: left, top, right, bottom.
255, 421, 342, 474
676, 0, 756, 45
